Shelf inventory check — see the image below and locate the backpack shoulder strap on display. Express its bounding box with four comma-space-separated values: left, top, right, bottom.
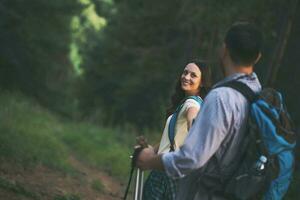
168, 96, 203, 151
218, 80, 257, 103
186, 95, 203, 105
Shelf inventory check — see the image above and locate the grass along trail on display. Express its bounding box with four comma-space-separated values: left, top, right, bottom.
0, 157, 124, 200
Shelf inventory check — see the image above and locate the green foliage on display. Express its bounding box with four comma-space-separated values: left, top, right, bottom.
79, 0, 299, 130
1, 0, 298, 130
0, 177, 38, 199
91, 179, 105, 192
54, 194, 81, 200
0, 0, 83, 116
0, 0, 299, 198
0, 91, 133, 180
0, 91, 70, 170
58, 123, 132, 178
69, 0, 108, 76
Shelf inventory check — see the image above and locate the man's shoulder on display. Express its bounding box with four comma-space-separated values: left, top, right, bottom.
206, 87, 239, 100
207, 75, 262, 104
205, 86, 248, 110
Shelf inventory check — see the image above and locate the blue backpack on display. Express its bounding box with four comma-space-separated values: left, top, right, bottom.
221, 80, 296, 200
168, 96, 203, 151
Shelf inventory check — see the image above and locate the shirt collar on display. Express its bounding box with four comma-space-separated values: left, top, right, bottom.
213, 72, 258, 88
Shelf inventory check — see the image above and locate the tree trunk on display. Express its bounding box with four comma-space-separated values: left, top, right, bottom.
266, 0, 299, 86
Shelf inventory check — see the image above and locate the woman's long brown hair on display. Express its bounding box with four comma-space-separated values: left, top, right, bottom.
166, 60, 212, 118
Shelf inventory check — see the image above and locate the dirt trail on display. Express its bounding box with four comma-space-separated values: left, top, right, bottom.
0, 157, 125, 200
68, 156, 124, 199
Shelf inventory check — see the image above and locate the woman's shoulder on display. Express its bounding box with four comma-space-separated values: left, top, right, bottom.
182, 96, 202, 109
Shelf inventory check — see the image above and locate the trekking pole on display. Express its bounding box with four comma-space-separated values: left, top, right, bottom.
123, 136, 148, 200
134, 166, 145, 200
139, 169, 144, 200
134, 168, 141, 200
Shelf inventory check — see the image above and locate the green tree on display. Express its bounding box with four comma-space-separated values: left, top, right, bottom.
0, 0, 82, 115
80, 0, 293, 129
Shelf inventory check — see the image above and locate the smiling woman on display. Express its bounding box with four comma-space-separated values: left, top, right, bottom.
181, 63, 202, 96
166, 61, 211, 118
142, 61, 211, 200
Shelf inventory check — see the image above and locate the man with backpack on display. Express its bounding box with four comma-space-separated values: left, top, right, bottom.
136, 21, 296, 200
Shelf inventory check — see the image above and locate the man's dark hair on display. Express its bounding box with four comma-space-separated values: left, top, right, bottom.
225, 22, 263, 66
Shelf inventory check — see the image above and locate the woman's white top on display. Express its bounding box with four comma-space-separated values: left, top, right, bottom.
157, 98, 201, 154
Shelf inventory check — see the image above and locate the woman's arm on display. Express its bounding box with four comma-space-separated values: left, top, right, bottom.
186, 107, 200, 130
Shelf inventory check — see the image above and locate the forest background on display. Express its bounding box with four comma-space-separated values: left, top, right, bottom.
0, 0, 299, 199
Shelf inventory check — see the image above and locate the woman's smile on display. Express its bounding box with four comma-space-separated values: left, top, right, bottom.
180, 63, 202, 96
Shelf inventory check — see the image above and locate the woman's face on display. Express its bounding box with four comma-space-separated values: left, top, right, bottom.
181, 63, 202, 96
